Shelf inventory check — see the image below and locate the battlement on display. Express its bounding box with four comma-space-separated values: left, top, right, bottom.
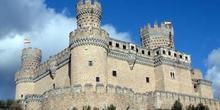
33, 48, 70, 78
148, 90, 220, 109
140, 21, 173, 36
22, 47, 42, 61
153, 47, 191, 63
77, 0, 101, 11
22, 85, 220, 110
108, 38, 190, 64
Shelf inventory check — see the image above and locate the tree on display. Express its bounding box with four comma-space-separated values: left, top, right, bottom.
83, 105, 91, 110
93, 107, 99, 110
0, 99, 23, 110
186, 104, 195, 110
195, 103, 209, 110
171, 100, 182, 110
10, 101, 23, 110
106, 104, 116, 110
0, 100, 6, 109
186, 103, 209, 110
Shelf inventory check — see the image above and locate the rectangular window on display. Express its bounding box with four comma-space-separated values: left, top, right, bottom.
53, 84, 55, 89
142, 50, 145, 54
96, 77, 100, 82
123, 45, 126, 49
131, 46, 134, 50
146, 77, 150, 83
88, 61, 93, 66
21, 94, 23, 98
112, 71, 117, 77
109, 42, 112, 46
170, 72, 175, 79
116, 43, 119, 48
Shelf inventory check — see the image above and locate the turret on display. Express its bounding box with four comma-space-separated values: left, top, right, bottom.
140, 21, 174, 49
21, 47, 42, 72
15, 47, 42, 100
76, 0, 102, 29
69, 0, 109, 90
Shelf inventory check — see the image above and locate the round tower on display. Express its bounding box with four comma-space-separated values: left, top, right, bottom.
15, 47, 42, 100
21, 47, 42, 72
69, 0, 109, 89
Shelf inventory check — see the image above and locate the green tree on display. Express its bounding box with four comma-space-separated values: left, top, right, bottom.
171, 100, 182, 110
83, 105, 91, 110
195, 103, 209, 110
0, 100, 6, 109
10, 101, 23, 110
93, 107, 99, 110
0, 99, 23, 110
106, 104, 116, 110
186, 104, 195, 110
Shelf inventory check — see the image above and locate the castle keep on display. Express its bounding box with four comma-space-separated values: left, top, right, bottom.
15, 0, 220, 109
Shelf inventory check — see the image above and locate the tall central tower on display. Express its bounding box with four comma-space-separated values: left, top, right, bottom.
76, 0, 102, 29
69, 0, 109, 88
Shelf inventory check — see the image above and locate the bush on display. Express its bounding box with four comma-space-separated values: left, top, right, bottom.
171, 100, 182, 110
107, 104, 116, 110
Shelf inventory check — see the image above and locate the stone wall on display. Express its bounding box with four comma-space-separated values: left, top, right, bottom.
22, 85, 220, 110
148, 90, 220, 110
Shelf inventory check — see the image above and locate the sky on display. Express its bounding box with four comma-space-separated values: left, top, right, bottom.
0, 0, 220, 100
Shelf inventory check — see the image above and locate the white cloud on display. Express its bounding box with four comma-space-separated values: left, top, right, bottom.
102, 24, 131, 42
0, 0, 131, 99
205, 48, 220, 100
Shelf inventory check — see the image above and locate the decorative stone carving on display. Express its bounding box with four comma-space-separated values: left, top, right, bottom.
48, 56, 58, 79
127, 53, 136, 70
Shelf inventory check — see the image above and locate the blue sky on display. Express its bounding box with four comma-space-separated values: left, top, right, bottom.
46, 0, 220, 73
0, 0, 220, 100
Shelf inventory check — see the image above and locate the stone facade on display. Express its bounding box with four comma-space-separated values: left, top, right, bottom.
15, 0, 219, 110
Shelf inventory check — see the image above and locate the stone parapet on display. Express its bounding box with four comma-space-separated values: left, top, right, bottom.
148, 90, 220, 109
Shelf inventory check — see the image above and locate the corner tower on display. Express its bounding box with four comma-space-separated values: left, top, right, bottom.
15, 47, 42, 100
69, 0, 109, 88
140, 21, 174, 49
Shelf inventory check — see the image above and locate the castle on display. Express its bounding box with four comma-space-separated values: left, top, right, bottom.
15, 0, 220, 109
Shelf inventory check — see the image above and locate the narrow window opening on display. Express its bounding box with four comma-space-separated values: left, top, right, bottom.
185, 56, 188, 60
163, 50, 166, 54
142, 50, 145, 54
131, 46, 134, 50
148, 51, 151, 56
146, 77, 150, 83
156, 51, 159, 55
116, 43, 119, 48
174, 53, 177, 57
180, 55, 183, 59
123, 45, 126, 49
21, 94, 23, 98
194, 84, 198, 92
168, 51, 171, 56
109, 42, 112, 46
88, 61, 93, 66
96, 77, 100, 82
53, 84, 55, 89
170, 72, 175, 79
136, 48, 139, 53
112, 71, 117, 77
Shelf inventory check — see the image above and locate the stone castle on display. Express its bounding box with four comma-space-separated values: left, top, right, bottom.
15, 0, 220, 109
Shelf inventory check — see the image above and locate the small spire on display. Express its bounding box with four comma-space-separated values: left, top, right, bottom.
85, 0, 91, 4
154, 21, 158, 28
79, 0, 83, 4
147, 23, 151, 28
